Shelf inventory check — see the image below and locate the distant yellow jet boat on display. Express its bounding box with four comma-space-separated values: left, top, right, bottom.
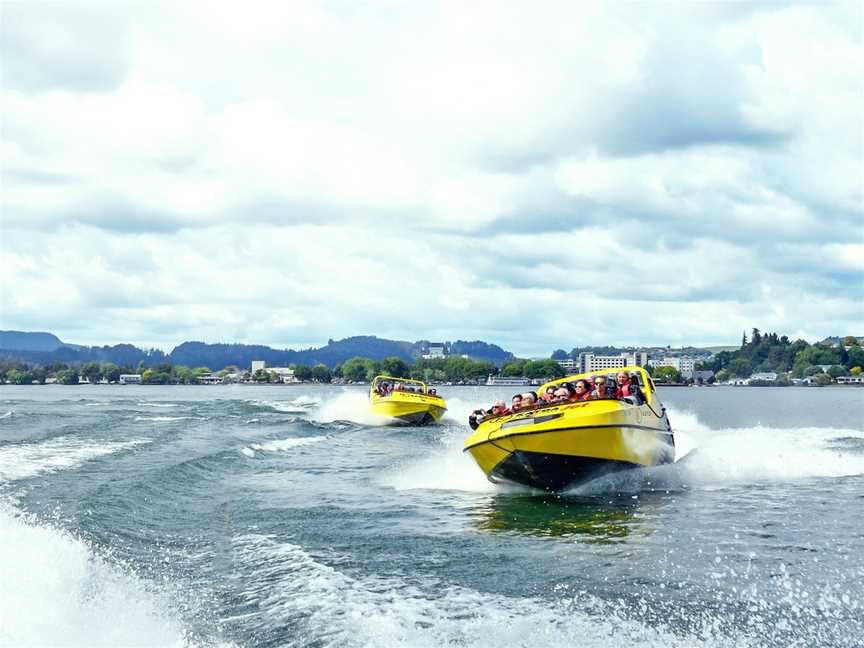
369, 375, 447, 425
463, 367, 674, 491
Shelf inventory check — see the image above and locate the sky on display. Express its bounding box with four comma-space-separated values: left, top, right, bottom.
1, 1, 862, 357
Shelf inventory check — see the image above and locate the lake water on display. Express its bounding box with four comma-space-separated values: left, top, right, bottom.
1, 385, 862, 647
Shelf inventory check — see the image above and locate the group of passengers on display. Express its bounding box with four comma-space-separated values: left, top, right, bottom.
375, 381, 437, 397
468, 372, 643, 430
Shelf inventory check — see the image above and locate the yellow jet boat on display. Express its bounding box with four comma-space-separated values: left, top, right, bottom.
463, 367, 674, 491
369, 375, 447, 425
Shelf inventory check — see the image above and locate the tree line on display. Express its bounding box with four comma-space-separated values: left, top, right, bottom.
0, 354, 563, 385
698, 330, 863, 382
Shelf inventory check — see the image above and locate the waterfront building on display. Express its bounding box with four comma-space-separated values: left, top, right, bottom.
837, 376, 864, 385
119, 374, 142, 385
197, 374, 223, 385
422, 343, 447, 360
268, 367, 299, 383
251, 360, 266, 373
555, 358, 577, 372
578, 352, 647, 373
650, 356, 696, 373
486, 375, 531, 386
750, 372, 778, 382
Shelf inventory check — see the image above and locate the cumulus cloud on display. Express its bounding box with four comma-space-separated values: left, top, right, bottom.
0, 1, 861, 354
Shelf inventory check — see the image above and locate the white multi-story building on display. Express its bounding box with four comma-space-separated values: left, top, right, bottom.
578, 352, 647, 373
555, 358, 577, 372
268, 367, 299, 383
650, 356, 696, 373
422, 343, 447, 360
251, 360, 266, 373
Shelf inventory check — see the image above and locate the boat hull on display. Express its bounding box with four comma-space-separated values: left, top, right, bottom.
370, 393, 447, 425
464, 400, 674, 491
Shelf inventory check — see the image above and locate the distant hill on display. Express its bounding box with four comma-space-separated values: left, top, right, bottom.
0, 330, 66, 352
0, 332, 514, 369
448, 340, 514, 364
169, 336, 416, 369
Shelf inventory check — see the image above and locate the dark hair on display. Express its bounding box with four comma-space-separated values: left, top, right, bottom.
528, 391, 538, 401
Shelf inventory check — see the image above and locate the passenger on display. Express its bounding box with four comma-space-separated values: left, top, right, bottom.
489, 399, 509, 416
511, 394, 524, 411
552, 386, 570, 403
429, 388, 437, 396
571, 380, 592, 401
590, 376, 608, 399
521, 391, 538, 408
541, 386, 557, 404
615, 373, 644, 404
468, 399, 509, 430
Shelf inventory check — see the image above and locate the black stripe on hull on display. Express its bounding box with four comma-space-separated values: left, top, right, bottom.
490, 451, 646, 492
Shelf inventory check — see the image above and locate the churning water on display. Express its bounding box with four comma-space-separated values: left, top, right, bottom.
1, 385, 862, 647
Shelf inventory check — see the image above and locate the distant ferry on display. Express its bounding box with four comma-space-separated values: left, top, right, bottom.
486, 376, 530, 386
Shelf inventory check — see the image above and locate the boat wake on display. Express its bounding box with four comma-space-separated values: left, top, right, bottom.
229, 531, 863, 648
311, 389, 393, 426
381, 404, 864, 495
0, 436, 151, 482
0, 503, 197, 648
666, 407, 864, 484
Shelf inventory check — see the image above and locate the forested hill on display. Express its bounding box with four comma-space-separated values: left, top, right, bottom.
169, 336, 417, 368
0, 333, 514, 369
0, 330, 67, 352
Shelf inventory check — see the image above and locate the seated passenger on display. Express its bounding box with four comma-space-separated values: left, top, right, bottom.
552, 386, 571, 403
590, 376, 608, 399
572, 380, 592, 401
468, 399, 509, 429
541, 386, 557, 404
428, 388, 437, 396
510, 394, 524, 411
489, 399, 509, 416
616, 372, 643, 403
521, 391, 538, 408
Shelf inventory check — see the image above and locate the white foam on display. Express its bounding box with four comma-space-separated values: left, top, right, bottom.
249, 395, 320, 414
244, 436, 326, 455
137, 402, 179, 408
380, 426, 495, 493
134, 416, 199, 422
230, 533, 728, 648
666, 406, 864, 484
312, 389, 392, 426
0, 436, 150, 481
0, 504, 188, 647
291, 394, 322, 407
1, 410, 15, 418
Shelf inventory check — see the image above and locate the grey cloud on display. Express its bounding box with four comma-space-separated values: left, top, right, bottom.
1, 3, 132, 93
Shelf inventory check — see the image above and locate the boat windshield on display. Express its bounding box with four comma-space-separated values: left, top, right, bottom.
371, 375, 435, 398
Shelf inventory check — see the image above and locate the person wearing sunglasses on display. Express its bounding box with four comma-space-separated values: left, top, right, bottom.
590, 376, 608, 399
572, 380, 592, 401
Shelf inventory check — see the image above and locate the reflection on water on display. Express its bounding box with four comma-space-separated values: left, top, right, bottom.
476, 493, 663, 543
